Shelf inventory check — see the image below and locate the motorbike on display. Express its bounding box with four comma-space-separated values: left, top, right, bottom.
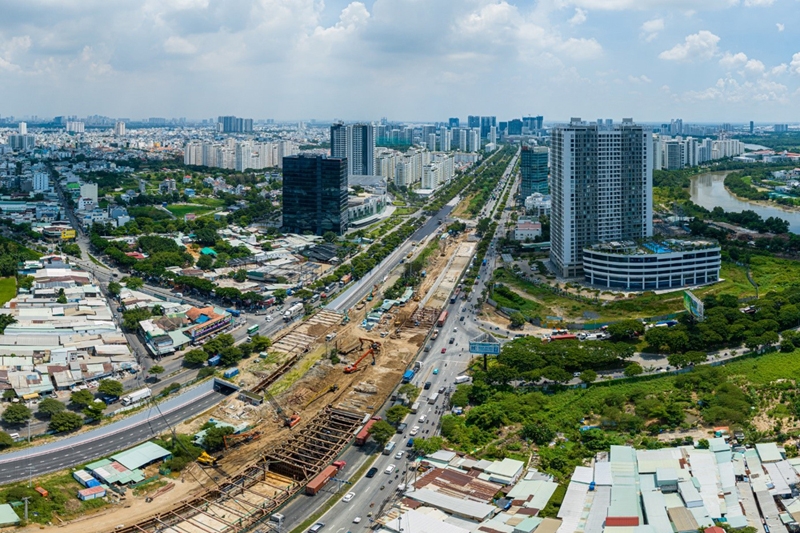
380, 485, 385, 490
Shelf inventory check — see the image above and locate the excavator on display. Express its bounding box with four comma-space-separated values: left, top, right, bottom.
223, 430, 262, 450
264, 389, 301, 428
344, 338, 381, 374
197, 451, 221, 467
304, 384, 340, 409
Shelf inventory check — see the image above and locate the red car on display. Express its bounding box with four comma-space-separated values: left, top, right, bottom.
441, 348, 447, 353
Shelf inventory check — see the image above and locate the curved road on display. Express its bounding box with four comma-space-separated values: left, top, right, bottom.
0, 379, 235, 485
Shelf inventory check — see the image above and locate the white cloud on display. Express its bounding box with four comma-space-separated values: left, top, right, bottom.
557, 37, 603, 60
744, 58, 765, 75
628, 74, 652, 83
640, 17, 664, 42
777, 23, 785, 32
163, 36, 196, 55
564, 0, 737, 9
743, 0, 775, 5
569, 8, 587, 25
791, 52, 800, 74
685, 76, 788, 103
771, 63, 788, 75
659, 30, 720, 62
719, 51, 747, 69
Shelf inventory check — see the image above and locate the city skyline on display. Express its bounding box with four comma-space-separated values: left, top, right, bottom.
1, 1, 799, 121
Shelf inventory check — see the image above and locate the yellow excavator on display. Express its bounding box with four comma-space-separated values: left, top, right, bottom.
197, 451, 221, 467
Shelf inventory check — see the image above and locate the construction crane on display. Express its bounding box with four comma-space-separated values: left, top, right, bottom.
264, 389, 301, 428
366, 283, 379, 302
223, 430, 262, 450
304, 384, 339, 408
344, 339, 381, 374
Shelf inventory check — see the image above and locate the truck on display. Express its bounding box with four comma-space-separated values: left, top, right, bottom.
383, 441, 397, 455
450, 289, 459, 304
454, 376, 471, 384
402, 369, 415, 383
355, 416, 382, 446
283, 302, 304, 321
306, 463, 342, 495
226, 308, 241, 318
121, 387, 151, 406
547, 334, 578, 343
437, 311, 448, 328
410, 401, 420, 414
428, 393, 439, 404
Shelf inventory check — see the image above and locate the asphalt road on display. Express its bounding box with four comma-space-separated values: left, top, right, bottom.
279, 151, 520, 533
0, 383, 232, 484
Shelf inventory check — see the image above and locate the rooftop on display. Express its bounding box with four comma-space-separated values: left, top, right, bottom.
585, 238, 719, 256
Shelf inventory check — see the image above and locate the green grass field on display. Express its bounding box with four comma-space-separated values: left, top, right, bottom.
165, 204, 216, 218
0, 277, 16, 306
190, 197, 227, 208
492, 256, 800, 323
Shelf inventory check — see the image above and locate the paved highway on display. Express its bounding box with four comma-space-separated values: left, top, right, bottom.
279, 150, 520, 533
0, 380, 233, 484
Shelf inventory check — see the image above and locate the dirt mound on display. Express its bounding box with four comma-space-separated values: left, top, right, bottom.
408, 333, 426, 345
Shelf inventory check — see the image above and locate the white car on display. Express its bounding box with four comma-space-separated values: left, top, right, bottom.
266, 315, 273, 322
385, 464, 396, 474
353, 517, 362, 524
342, 491, 355, 502
410, 425, 420, 436
394, 451, 405, 460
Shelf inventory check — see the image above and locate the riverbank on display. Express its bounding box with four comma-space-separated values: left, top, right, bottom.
723, 180, 800, 214
690, 171, 800, 233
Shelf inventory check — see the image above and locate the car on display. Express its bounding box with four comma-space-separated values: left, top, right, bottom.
433, 368, 439, 375
385, 464, 396, 474
424, 381, 432, 390
407, 438, 414, 447
342, 492, 356, 502
438, 386, 446, 394
410, 425, 420, 436
396, 422, 407, 433
366, 467, 378, 478
418, 415, 427, 423
441, 348, 446, 354
353, 517, 362, 524
449, 337, 455, 344
453, 327, 458, 332
309, 523, 325, 533
395, 451, 405, 459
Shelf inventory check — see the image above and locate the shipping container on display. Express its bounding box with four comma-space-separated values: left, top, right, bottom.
35, 487, 48, 498
73, 470, 100, 488
355, 416, 381, 445
454, 376, 471, 384
306, 465, 338, 495
78, 486, 106, 501
207, 355, 221, 367
437, 311, 448, 327
548, 334, 578, 342
223, 368, 240, 378
121, 387, 151, 406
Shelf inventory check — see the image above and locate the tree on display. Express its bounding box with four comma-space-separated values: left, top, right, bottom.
368, 420, 395, 446
149, 365, 165, 381
196, 253, 214, 270
520, 423, 555, 445
624, 362, 644, 377
98, 379, 124, 398
579, 369, 598, 384
606, 319, 645, 341
38, 398, 66, 418
412, 436, 443, 456
83, 401, 106, 421
0, 431, 14, 449
71, 389, 96, 407
183, 349, 208, 367
107, 281, 122, 296
386, 405, 410, 425
57, 288, 67, 304
508, 312, 526, 329
49, 411, 84, 433
123, 276, 144, 290
2, 403, 31, 425
323, 231, 337, 243
204, 425, 236, 452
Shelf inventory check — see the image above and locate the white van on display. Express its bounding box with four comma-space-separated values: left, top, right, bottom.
383, 441, 397, 455
428, 393, 439, 404
454, 375, 471, 384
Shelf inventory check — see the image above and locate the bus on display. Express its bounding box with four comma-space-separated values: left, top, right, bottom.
247, 324, 260, 335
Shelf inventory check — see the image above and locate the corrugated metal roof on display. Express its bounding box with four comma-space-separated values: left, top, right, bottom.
667, 507, 698, 533
756, 442, 783, 463
583, 486, 610, 533
110, 441, 171, 471
641, 491, 672, 533
594, 462, 613, 486
570, 466, 593, 485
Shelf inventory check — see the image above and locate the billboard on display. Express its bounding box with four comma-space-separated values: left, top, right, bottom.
60, 229, 76, 240
469, 332, 501, 355
683, 290, 704, 321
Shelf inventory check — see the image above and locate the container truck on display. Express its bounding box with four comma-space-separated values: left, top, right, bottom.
121, 387, 151, 406
437, 311, 448, 327
226, 308, 241, 318
283, 303, 304, 321
402, 369, 415, 383
355, 416, 382, 445
306, 464, 341, 495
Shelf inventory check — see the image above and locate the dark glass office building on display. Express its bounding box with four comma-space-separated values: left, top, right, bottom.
520, 145, 549, 198
282, 155, 348, 235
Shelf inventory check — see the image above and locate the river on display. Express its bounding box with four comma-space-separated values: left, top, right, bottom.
689, 171, 800, 233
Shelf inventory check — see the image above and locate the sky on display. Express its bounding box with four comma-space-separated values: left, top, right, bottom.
1, 0, 799, 123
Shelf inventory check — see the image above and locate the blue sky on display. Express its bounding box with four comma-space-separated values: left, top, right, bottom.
0, 0, 798, 122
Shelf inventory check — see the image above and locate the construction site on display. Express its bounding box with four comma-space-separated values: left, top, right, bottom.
74, 228, 476, 533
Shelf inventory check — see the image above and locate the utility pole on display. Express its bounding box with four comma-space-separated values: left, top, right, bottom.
22, 497, 29, 522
